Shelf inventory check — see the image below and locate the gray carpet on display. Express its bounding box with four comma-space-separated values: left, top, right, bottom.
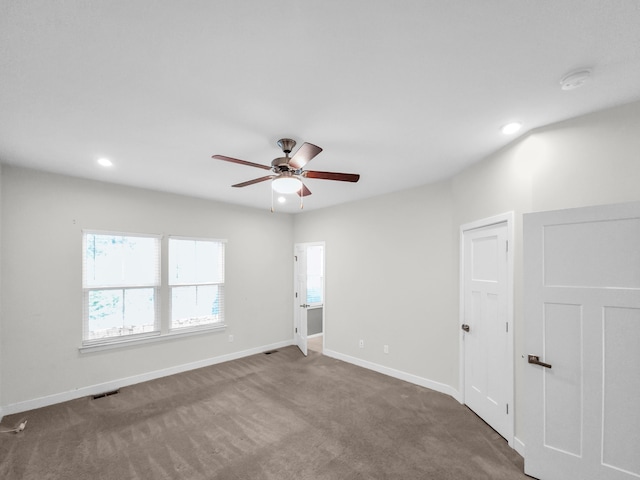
0, 346, 528, 479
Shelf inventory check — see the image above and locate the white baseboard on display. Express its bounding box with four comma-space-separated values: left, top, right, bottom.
323, 349, 460, 400
0, 339, 294, 418
514, 436, 525, 457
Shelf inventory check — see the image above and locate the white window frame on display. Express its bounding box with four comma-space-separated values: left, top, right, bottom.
82, 230, 161, 347
168, 236, 226, 332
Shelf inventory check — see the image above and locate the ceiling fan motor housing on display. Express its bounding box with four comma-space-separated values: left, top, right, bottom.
271, 156, 294, 171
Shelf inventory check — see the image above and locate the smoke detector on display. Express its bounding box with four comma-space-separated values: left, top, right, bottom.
560, 69, 592, 91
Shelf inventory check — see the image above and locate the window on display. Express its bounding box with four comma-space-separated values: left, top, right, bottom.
169, 237, 225, 330
83, 232, 160, 343
82, 232, 226, 349
306, 245, 324, 305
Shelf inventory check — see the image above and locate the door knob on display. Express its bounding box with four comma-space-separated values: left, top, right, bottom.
299, 304, 309, 308
461, 324, 470, 332
528, 355, 552, 369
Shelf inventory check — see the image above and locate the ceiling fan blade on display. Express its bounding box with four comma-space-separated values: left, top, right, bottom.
212, 155, 272, 171
297, 183, 312, 197
304, 170, 360, 182
232, 175, 274, 188
289, 142, 322, 169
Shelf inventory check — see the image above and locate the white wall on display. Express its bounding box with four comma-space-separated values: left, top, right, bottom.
293, 180, 458, 391
294, 99, 640, 444
0, 167, 294, 410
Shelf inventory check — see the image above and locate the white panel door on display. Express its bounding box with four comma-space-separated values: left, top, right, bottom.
294, 245, 308, 356
462, 221, 511, 441
524, 202, 640, 480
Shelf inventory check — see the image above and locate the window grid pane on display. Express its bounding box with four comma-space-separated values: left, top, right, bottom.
169, 239, 224, 286
84, 234, 159, 287
86, 287, 157, 341
171, 284, 223, 329
307, 276, 323, 304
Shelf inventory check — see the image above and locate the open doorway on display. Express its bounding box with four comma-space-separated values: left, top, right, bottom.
294, 242, 325, 355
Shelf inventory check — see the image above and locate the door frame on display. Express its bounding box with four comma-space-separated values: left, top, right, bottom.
293, 241, 326, 352
458, 211, 515, 447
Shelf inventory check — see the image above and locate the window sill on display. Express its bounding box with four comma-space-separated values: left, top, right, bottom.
79, 323, 227, 353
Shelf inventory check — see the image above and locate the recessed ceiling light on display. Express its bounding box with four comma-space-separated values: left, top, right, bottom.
560, 69, 591, 91
97, 158, 113, 167
277, 196, 286, 204
501, 122, 522, 135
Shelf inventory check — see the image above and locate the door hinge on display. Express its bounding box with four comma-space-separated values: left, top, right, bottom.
294, 255, 298, 261
295, 292, 298, 298
295, 327, 298, 333
506, 240, 509, 253
506, 404, 509, 414
506, 322, 509, 333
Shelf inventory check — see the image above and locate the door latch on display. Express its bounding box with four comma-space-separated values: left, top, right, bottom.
528, 355, 552, 369
461, 324, 470, 332
300, 304, 310, 308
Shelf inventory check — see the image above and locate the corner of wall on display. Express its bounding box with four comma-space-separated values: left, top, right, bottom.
323, 348, 460, 400
513, 436, 525, 458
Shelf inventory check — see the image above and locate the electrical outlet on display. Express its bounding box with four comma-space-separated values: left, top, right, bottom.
384, 345, 389, 354
359, 339, 364, 348
228, 334, 234, 343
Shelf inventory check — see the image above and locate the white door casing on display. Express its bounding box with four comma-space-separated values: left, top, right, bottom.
460, 212, 514, 446
294, 244, 308, 356
524, 202, 640, 480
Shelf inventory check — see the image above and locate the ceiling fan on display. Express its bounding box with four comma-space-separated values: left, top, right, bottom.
212, 138, 360, 199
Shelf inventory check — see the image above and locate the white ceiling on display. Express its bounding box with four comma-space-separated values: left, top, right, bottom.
1, 1, 640, 213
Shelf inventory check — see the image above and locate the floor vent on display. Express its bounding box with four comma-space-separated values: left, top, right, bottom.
92, 389, 120, 400
263, 350, 279, 355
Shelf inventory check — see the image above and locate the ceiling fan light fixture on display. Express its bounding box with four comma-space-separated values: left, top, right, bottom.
272, 176, 302, 194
